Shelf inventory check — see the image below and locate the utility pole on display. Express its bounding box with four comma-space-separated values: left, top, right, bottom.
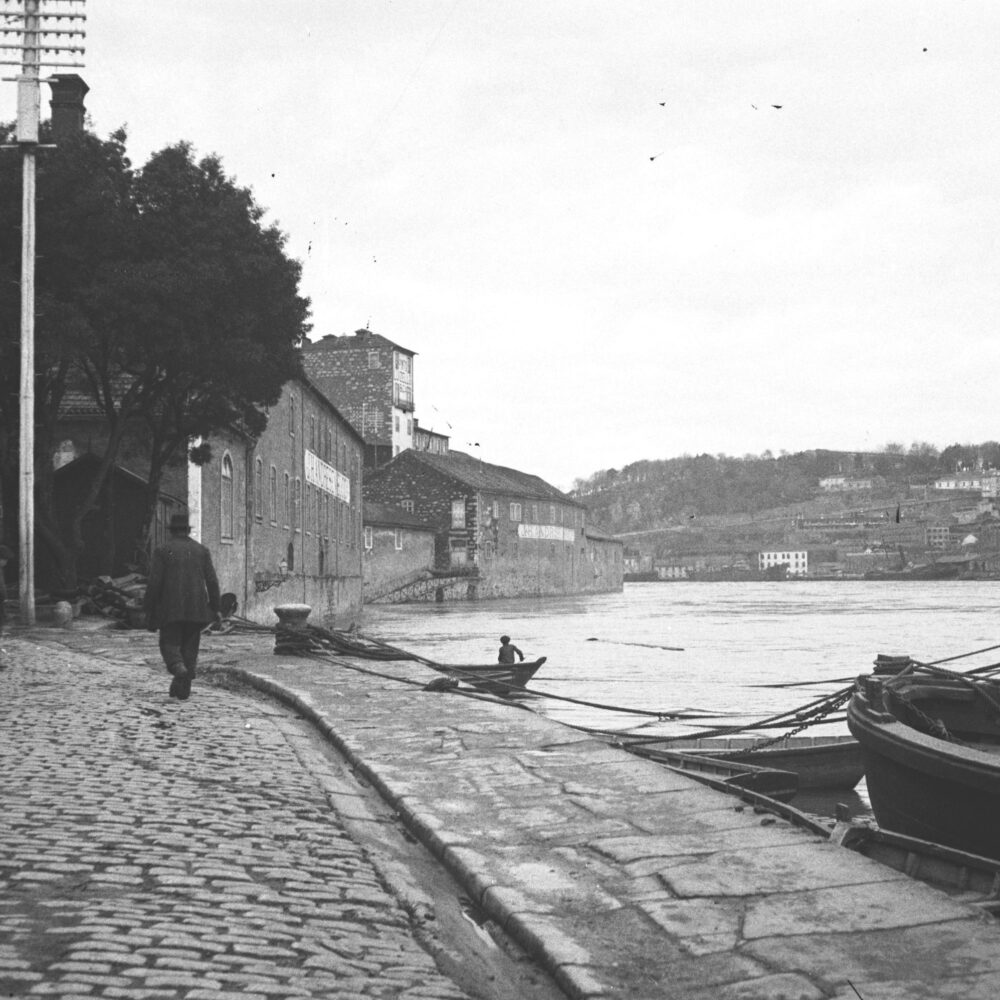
1, 0, 86, 624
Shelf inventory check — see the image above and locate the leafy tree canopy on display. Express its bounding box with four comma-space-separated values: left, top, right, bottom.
0, 123, 310, 581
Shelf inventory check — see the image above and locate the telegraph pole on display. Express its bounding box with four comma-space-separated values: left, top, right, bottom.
1, 0, 86, 624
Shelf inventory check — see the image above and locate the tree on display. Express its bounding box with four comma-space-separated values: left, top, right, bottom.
0, 127, 309, 586
0, 124, 136, 578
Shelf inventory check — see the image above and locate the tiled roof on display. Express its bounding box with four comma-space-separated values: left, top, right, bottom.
363, 501, 436, 531
304, 329, 415, 356
398, 450, 584, 506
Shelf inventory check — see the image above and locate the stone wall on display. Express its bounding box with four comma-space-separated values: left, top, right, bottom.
194, 378, 364, 626
303, 332, 395, 447
362, 526, 436, 602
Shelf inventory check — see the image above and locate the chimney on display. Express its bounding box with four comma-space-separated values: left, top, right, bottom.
48, 74, 89, 140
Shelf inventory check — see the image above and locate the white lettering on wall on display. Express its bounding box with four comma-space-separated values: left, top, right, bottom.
304, 449, 351, 502
517, 524, 575, 543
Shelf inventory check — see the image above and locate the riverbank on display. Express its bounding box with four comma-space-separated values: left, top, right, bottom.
6, 619, 1000, 998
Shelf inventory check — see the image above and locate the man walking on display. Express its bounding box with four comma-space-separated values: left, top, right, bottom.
144, 513, 221, 700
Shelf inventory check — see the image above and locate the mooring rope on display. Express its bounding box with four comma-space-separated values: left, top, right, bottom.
209, 620, 1000, 744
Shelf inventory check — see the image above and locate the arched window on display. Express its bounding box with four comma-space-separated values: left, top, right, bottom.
294, 477, 302, 532
269, 466, 277, 524
221, 454, 234, 540
282, 472, 290, 528
254, 457, 263, 521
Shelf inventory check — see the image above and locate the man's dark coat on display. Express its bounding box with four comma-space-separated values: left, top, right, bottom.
144, 534, 221, 629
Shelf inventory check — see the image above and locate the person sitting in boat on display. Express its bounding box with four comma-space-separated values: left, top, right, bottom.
498, 635, 525, 664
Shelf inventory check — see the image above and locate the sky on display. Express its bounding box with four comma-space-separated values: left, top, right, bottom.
4, 2, 1000, 490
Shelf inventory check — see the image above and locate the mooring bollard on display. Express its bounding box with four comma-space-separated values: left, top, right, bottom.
273, 604, 312, 654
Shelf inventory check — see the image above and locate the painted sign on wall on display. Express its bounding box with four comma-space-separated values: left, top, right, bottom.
518, 524, 576, 543
305, 449, 351, 502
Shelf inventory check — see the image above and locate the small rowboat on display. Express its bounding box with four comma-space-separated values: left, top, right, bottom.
621, 743, 799, 802
662, 735, 864, 791
430, 657, 547, 696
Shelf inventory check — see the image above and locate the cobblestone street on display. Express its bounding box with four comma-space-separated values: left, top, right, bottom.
0, 633, 474, 1000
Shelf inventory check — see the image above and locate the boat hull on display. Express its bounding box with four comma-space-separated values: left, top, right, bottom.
667, 736, 863, 790
848, 674, 1000, 861
431, 657, 546, 695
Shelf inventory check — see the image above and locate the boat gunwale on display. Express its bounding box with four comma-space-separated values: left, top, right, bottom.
848, 685, 1000, 783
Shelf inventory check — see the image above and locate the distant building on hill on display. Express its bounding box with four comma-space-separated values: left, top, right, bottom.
818, 476, 874, 492
758, 549, 808, 576
933, 474, 1000, 495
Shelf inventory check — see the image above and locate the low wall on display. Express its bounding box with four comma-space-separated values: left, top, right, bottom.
241, 573, 363, 629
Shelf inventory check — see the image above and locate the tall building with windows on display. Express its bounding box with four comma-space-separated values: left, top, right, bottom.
364, 450, 623, 599
302, 328, 416, 469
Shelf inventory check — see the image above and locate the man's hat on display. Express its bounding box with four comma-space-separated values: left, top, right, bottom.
168, 512, 191, 532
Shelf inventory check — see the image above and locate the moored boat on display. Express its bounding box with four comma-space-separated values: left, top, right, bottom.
847, 667, 1000, 861
430, 657, 546, 695
663, 735, 863, 791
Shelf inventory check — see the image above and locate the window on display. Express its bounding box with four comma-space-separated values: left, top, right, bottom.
294, 477, 301, 532
364, 526, 373, 549
305, 484, 313, 535
510, 502, 522, 522
451, 499, 466, 529
407, 418, 412, 434
394, 528, 403, 551
550, 504, 556, 523
289, 395, 296, 435
269, 466, 277, 524
531, 504, 538, 523
254, 458, 263, 521
368, 351, 380, 368
394, 415, 400, 432
283, 472, 290, 528
309, 416, 316, 451
492, 500, 499, 518
401, 499, 414, 514
221, 454, 234, 540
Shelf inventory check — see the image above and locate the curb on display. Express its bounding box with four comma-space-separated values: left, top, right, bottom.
206, 664, 609, 1000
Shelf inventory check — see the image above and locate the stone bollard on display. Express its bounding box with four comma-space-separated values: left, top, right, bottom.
273, 604, 312, 655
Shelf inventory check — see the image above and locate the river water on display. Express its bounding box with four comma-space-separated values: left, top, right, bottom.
362, 580, 1000, 815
